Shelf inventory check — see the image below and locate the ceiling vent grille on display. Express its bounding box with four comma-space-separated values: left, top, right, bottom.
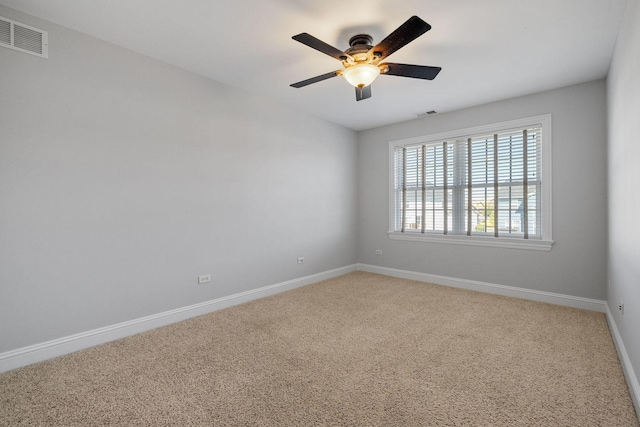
0, 16, 48, 58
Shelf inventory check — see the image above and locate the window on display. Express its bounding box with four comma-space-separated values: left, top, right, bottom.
389, 115, 553, 251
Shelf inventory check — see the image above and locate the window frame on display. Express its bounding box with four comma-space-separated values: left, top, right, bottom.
388, 114, 553, 251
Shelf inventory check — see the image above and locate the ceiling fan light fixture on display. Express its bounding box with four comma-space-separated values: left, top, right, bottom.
290, 16, 439, 101
342, 63, 380, 88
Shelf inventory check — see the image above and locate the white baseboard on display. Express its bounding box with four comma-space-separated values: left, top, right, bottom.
357, 264, 607, 312
605, 304, 640, 420
0, 264, 357, 373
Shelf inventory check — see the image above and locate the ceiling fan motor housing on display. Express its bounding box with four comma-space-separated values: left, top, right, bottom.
346, 34, 374, 59
348, 34, 373, 47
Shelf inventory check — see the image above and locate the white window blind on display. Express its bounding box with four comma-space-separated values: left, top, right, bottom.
389, 115, 552, 250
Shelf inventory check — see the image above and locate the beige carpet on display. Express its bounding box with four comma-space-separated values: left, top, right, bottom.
0, 271, 638, 426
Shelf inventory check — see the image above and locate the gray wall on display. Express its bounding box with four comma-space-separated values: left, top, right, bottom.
0, 6, 358, 353
607, 0, 640, 396
357, 80, 608, 300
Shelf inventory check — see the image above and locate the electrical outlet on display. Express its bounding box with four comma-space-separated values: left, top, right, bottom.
297, 257, 305, 264
198, 274, 211, 284
374, 249, 382, 255
619, 302, 624, 315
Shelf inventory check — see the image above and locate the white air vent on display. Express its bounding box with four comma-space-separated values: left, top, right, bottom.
0, 16, 48, 58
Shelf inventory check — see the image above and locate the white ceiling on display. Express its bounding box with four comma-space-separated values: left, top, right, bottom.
0, 0, 628, 131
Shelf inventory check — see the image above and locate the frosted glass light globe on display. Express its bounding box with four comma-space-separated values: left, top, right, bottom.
342, 63, 380, 87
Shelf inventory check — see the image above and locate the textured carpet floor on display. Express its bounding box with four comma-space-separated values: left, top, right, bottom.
0, 271, 638, 426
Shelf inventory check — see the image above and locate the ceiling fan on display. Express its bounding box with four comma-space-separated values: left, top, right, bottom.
290, 16, 441, 101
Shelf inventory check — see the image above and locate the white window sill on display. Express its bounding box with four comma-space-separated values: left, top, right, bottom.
388, 232, 554, 251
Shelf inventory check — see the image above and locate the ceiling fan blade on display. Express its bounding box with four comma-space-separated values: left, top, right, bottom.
290, 71, 340, 88
292, 33, 347, 61
355, 85, 372, 101
371, 16, 431, 61
382, 63, 441, 80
